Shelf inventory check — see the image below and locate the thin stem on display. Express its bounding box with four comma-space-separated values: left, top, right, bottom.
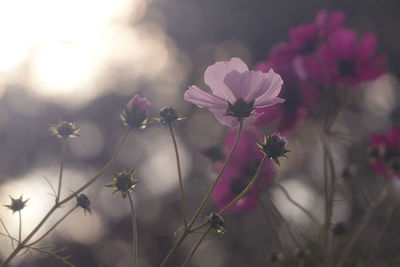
335, 186, 388, 267
367, 202, 400, 266
168, 124, 188, 228
160, 119, 243, 267
181, 226, 212, 267
128, 192, 138, 267
264, 196, 303, 250
220, 156, 266, 215
259, 199, 289, 263
190, 221, 209, 233
55, 140, 66, 203
273, 183, 319, 226
59, 126, 131, 206
0, 127, 131, 267
0, 217, 15, 249
26, 205, 78, 247
189, 119, 243, 224
18, 211, 22, 245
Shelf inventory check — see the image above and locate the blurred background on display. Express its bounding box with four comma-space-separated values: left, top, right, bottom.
0, 0, 400, 266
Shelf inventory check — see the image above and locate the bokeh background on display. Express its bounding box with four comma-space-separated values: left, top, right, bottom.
1, 0, 400, 266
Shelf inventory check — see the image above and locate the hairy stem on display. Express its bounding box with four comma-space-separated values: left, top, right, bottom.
181, 226, 212, 267
160, 119, 243, 267
273, 183, 319, 226
0, 127, 131, 266
18, 211, 21, 245
335, 186, 388, 267
26, 205, 78, 247
168, 124, 188, 228
127, 192, 138, 267
219, 156, 266, 215
55, 140, 66, 203
259, 199, 289, 264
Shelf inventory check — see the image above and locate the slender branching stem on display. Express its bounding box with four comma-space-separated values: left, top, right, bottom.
55, 140, 66, 203
181, 226, 212, 267
18, 211, 22, 245
273, 183, 319, 226
128, 192, 138, 267
0, 127, 131, 267
59, 127, 131, 205
190, 221, 209, 233
0, 217, 15, 249
335, 186, 388, 267
168, 123, 188, 228
160, 119, 243, 267
367, 201, 400, 266
264, 196, 303, 250
26, 205, 78, 247
219, 156, 266, 215
259, 199, 289, 263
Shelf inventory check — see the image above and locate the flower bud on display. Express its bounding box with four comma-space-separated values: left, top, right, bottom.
76, 194, 92, 214
4, 195, 29, 213
106, 168, 138, 198
159, 107, 179, 124
206, 212, 225, 234
50, 121, 79, 139
256, 133, 289, 165
121, 95, 151, 128
333, 222, 347, 236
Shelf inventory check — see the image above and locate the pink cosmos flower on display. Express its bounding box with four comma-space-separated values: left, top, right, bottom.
184, 58, 284, 127
212, 128, 275, 213
304, 29, 387, 86
368, 127, 400, 179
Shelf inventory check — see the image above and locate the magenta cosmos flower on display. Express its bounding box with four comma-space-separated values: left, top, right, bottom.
304, 29, 387, 87
369, 127, 400, 179
289, 9, 345, 56
213, 128, 274, 213
184, 58, 284, 127
253, 52, 319, 133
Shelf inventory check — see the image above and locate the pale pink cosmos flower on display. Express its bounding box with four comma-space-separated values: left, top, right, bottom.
184, 58, 285, 127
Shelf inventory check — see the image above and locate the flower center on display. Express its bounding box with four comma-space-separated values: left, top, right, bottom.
283, 87, 303, 112
338, 60, 356, 77
226, 98, 254, 119
229, 160, 261, 196
301, 39, 319, 55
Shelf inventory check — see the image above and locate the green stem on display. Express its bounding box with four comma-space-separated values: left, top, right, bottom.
0, 127, 131, 267
0, 217, 15, 249
59, 127, 131, 206
18, 211, 21, 245
168, 124, 188, 228
335, 186, 388, 267
159, 119, 243, 267
367, 202, 400, 266
259, 200, 289, 263
219, 156, 266, 215
181, 226, 212, 267
55, 140, 66, 203
273, 183, 319, 226
128, 192, 138, 267
26, 205, 78, 247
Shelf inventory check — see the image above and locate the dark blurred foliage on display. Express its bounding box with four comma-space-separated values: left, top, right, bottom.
1, 0, 400, 266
